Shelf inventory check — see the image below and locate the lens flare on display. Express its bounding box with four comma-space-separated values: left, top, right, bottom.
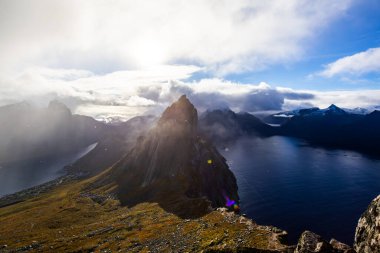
225, 195, 239, 211
225, 196, 235, 207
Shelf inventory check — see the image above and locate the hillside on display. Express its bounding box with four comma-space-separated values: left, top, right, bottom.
0, 171, 289, 252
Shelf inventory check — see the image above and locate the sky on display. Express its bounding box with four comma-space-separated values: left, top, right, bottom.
0, 0, 380, 120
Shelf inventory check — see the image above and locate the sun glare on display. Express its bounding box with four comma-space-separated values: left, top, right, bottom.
131, 40, 167, 67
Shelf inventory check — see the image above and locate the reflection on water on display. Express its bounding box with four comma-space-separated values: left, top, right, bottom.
220, 136, 380, 245
0, 143, 97, 196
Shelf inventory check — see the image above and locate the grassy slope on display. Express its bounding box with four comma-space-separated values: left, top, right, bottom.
0, 170, 289, 253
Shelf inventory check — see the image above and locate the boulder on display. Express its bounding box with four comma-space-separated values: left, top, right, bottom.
294, 231, 333, 253
354, 194, 380, 253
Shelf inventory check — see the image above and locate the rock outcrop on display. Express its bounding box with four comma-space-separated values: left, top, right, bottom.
354, 194, 380, 253
294, 231, 353, 253
329, 239, 354, 253
102, 95, 239, 217
294, 231, 334, 253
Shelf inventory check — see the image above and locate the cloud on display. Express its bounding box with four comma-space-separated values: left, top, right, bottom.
0, 0, 353, 75
281, 89, 380, 111
0, 65, 318, 119
305, 89, 380, 109
319, 47, 380, 77
0, 65, 201, 113
3, 65, 380, 120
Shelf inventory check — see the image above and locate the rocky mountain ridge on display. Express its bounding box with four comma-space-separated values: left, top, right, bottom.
0, 96, 379, 252
95, 95, 239, 217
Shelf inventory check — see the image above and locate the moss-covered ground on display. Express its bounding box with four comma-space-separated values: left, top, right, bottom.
0, 171, 289, 253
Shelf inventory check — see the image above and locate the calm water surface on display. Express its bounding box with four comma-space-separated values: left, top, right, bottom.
0, 143, 97, 196
220, 136, 380, 245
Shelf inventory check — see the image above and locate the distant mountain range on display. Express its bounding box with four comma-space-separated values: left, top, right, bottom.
1, 96, 379, 252
2, 100, 379, 169
278, 106, 380, 155
0, 101, 156, 179
200, 104, 380, 156
263, 105, 373, 125
0, 101, 106, 164
199, 108, 274, 144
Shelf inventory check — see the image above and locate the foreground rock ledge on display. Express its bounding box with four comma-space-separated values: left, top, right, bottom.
354, 194, 380, 253
294, 231, 353, 253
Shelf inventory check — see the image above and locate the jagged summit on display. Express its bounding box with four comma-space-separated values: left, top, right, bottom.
98, 95, 239, 218
159, 95, 197, 123
158, 95, 198, 134
48, 100, 71, 116
325, 104, 346, 115
327, 104, 339, 110
368, 110, 380, 117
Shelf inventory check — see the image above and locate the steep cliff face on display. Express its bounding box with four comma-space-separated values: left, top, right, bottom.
108, 95, 239, 216
354, 194, 380, 253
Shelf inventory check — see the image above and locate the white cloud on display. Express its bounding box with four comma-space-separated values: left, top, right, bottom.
309, 89, 380, 109
0, 65, 201, 108
319, 47, 380, 77
2, 65, 380, 120
282, 89, 380, 111
5, 0, 379, 120
0, 0, 353, 75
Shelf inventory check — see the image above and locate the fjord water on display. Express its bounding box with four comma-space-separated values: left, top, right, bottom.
220, 136, 380, 245
0, 143, 97, 197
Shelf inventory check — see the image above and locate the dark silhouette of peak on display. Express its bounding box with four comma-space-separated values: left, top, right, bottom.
48, 100, 71, 116
199, 109, 274, 144
96, 95, 239, 218
277, 104, 380, 155
328, 104, 338, 109
360, 110, 380, 127
325, 104, 346, 115
368, 110, 380, 117
158, 95, 198, 134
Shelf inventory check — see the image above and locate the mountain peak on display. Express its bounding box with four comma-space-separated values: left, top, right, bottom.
48, 100, 71, 116
158, 94, 198, 133
325, 104, 346, 115
368, 110, 380, 117
101, 95, 239, 217
328, 104, 339, 110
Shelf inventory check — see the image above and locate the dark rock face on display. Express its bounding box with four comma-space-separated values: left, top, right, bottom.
354, 194, 380, 253
294, 231, 334, 253
199, 108, 274, 144
110, 95, 239, 217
